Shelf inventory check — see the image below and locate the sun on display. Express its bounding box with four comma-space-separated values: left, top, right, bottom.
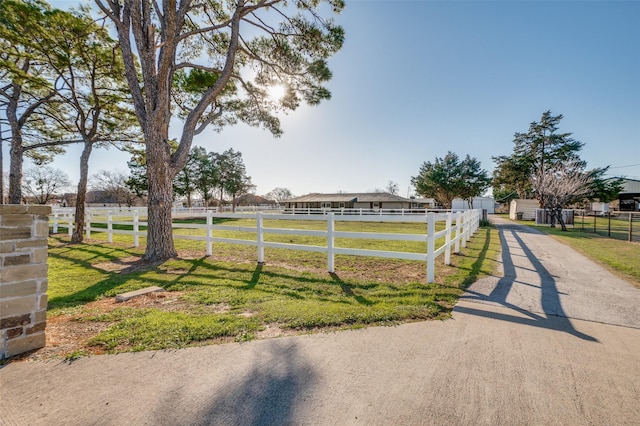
267, 84, 286, 102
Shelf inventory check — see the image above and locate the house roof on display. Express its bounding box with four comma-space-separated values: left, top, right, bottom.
286, 192, 413, 203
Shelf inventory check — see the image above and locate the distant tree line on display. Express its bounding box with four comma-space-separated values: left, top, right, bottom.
411, 111, 623, 231
126, 146, 253, 212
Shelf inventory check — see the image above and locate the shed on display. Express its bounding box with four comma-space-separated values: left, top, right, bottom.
617, 178, 640, 211
509, 199, 539, 220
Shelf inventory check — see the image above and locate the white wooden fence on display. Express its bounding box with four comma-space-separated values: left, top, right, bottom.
50, 209, 482, 283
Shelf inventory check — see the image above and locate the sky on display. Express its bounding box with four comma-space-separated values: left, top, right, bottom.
6, 0, 640, 198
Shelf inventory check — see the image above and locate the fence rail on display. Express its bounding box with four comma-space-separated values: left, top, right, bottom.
51, 205, 458, 217
50, 208, 482, 283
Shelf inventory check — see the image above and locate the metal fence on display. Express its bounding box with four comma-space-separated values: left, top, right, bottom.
574, 210, 640, 243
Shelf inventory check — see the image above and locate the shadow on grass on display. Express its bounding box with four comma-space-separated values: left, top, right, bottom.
47, 243, 146, 310
329, 272, 374, 305
459, 226, 493, 289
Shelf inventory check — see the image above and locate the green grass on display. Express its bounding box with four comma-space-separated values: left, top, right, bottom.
44, 220, 500, 357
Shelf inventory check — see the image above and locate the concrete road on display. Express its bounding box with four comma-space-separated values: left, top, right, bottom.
2, 217, 639, 425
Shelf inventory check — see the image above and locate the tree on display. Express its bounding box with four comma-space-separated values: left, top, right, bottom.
0, 0, 66, 204
411, 151, 490, 209
96, 0, 344, 261
193, 147, 218, 206
458, 156, 492, 208
22, 166, 70, 204
125, 154, 148, 200
531, 161, 593, 231
385, 180, 399, 195
265, 187, 293, 203
587, 168, 624, 203
493, 111, 584, 206
216, 148, 252, 212
91, 170, 137, 207
36, 7, 140, 242
173, 147, 202, 207
492, 154, 533, 201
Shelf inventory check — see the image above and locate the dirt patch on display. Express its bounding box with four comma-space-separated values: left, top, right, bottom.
9, 249, 456, 363
10, 292, 202, 362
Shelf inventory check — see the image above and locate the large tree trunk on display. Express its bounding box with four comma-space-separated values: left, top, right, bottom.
143, 132, 178, 261
556, 207, 568, 231
72, 141, 92, 242
7, 107, 23, 204
8, 139, 23, 204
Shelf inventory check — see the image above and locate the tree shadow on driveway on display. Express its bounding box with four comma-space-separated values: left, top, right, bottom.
459, 224, 598, 342
152, 340, 317, 425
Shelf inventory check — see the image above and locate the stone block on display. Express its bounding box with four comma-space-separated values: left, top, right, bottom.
0, 205, 27, 214
15, 238, 47, 249
0, 313, 31, 328
0, 281, 38, 299
33, 247, 48, 263
0, 227, 31, 241
35, 310, 46, 323
5, 332, 45, 358
0, 263, 48, 283
0, 242, 14, 253
0, 296, 37, 318
26, 321, 46, 335
34, 221, 50, 237
116, 286, 165, 302
1, 214, 33, 227
7, 327, 23, 339
26, 205, 51, 216
39, 279, 48, 293
2, 254, 31, 266
39, 294, 48, 310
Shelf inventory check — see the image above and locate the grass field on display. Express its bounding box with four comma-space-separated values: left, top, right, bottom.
41, 219, 500, 359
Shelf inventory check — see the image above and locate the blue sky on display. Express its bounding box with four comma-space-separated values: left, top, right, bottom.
12, 0, 640, 198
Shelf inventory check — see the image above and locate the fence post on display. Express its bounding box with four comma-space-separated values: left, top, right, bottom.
444, 213, 452, 265
68, 214, 73, 237
133, 210, 139, 248
206, 210, 213, 256
327, 213, 335, 273
53, 211, 58, 234
257, 212, 264, 264
86, 211, 91, 239
461, 212, 468, 248
630, 213, 633, 242
107, 211, 113, 243
427, 212, 435, 283
454, 211, 461, 253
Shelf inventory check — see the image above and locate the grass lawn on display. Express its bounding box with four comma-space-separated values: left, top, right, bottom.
38, 219, 500, 360
508, 215, 640, 288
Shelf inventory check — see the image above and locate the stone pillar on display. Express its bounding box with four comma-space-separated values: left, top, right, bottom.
0, 205, 50, 359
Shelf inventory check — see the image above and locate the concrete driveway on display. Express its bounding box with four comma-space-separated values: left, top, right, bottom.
2, 217, 639, 425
